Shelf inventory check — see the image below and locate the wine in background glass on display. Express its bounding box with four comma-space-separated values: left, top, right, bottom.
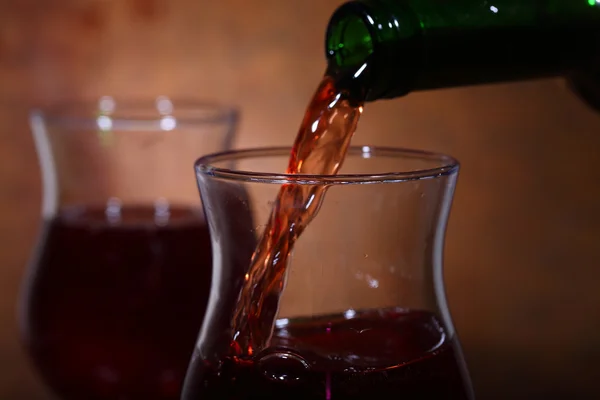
18, 97, 238, 400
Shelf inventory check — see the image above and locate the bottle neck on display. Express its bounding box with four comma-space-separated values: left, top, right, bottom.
326, 0, 422, 101
326, 0, 600, 102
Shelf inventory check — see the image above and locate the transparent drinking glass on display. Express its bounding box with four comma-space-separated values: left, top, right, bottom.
18, 97, 238, 400
182, 146, 475, 399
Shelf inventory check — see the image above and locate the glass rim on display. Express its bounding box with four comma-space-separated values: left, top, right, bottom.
31, 96, 238, 125
195, 146, 459, 185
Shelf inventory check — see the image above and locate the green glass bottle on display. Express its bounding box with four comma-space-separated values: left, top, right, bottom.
325, 0, 600, 107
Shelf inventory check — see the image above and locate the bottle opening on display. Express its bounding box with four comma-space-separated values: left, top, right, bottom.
326, 4, 374, 69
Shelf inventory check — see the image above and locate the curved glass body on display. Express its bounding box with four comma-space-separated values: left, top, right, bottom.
18, 97, 237, 400
183, 146, 475, 399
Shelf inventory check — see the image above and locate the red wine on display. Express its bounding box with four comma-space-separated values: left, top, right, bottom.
185, 308, 472, 399
20, 205, 212, 400
232, 74, 364, 354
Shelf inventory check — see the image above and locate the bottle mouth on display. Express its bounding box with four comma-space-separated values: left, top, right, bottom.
325, 1, 422, 101
325, 2, 375, 71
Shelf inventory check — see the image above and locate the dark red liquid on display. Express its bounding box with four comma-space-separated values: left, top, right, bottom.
20, 205, 212, 400
184, 308, 473, 399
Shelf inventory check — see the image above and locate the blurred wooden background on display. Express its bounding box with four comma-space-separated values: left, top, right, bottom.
1, 0, 600, 398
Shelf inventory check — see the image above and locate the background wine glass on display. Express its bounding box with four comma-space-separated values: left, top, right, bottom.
17, 97, 237, 400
